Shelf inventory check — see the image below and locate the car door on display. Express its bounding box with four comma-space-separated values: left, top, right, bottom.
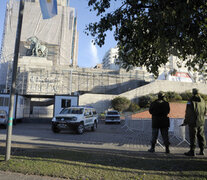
84, 108, 93, 126
92, 109, 97, 122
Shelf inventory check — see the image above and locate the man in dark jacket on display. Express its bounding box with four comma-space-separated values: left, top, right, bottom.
182, 88, 206, 156
148, 91, 170, 153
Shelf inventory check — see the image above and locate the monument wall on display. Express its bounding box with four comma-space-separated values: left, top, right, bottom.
13, 58, 153, 95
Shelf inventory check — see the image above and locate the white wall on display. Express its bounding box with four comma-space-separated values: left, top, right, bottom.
0, 94, 26, 119
79, 94, 115, 113
79, 80, 207, 113
54, 95, 78, 116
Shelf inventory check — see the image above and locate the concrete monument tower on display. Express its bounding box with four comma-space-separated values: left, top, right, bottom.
0, 0, 78, 91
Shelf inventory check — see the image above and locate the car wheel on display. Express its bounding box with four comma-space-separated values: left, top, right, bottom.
91, 121, 97, 131
52, 125, 60, 133
77, 123, 84, 134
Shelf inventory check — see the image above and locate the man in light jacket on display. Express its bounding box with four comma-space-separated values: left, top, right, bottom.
182, 88, 206, 156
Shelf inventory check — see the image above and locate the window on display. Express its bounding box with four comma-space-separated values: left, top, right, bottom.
19, 98, 24, 105
0, 97, 9, 106
84, 109, 92, 117
88, 109, 92, 116
60, 108, 70, 114
107, 111, 119, 115
0, 97, 3, 106
4, 98, 9, 106
84, 109, 89, 116
61, 99, 71, 108
92, 109, 97, 115
71, 108, 83, 114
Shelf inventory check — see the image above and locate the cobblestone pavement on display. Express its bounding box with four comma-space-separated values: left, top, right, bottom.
0, 120, 206, 179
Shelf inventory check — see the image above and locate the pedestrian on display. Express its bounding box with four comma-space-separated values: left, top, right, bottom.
181, 88, 206, 156
148, 91, 170, 153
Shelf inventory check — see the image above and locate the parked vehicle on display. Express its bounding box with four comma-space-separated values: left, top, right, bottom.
105, 110, 120, 123
0, 110, 8, 128
0, 94, 26, 123
51, 106, 98, 134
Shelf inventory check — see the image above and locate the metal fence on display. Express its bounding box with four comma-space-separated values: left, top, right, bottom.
122, 117, 190, 147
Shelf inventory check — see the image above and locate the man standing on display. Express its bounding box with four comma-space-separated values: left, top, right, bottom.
182, 88, 206, 156
148, 92, 170, 153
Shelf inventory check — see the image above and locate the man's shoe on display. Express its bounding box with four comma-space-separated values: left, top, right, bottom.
148, 148, 155, 153
184, 150, 195, 156
197, 150, 205, 155
165, 148, 170, 154
165, 146, 170, 154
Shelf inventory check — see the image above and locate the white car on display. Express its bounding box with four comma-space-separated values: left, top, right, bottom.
105, 110, 120, 123
0, 110, 8, 128
51, 106, 98, 134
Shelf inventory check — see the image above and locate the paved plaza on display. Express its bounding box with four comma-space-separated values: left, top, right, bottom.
0, 120, 206, 179
0, 120, 199, 153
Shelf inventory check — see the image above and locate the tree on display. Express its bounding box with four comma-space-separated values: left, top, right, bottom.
138, 95, 152, 108
128, 102, 140, 112
111, 96, 130, 112
86, 0, 207, 76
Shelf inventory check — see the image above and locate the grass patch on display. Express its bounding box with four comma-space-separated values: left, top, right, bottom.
0, 145, 207, 179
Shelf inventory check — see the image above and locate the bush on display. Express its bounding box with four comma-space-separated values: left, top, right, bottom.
128, 103, 140, 112
180, 91, 207, 101
148, 94, 157, 102
165, 91, 182, 101
138, 96, 152, 108
180, 91, 192, 101
111, 96, 131, 112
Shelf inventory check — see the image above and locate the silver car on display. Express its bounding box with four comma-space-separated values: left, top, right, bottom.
0, 110, 8, 128
105, 110, 120, 123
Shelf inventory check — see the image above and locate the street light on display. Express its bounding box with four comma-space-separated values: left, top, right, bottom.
5, 0, 24, 161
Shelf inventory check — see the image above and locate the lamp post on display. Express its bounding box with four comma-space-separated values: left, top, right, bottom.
5, 0, 24, 161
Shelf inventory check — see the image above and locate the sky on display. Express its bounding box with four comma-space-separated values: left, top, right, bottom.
0, 0, 118, 68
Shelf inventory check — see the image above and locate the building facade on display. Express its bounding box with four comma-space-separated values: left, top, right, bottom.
0, 0, 78, 90
102, 47, 120, 70
102, 46, 206, 83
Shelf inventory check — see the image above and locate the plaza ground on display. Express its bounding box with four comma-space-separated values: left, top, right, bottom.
0, 120, 206, 179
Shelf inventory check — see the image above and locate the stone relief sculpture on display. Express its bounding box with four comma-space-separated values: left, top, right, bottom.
26, 36, 48, 57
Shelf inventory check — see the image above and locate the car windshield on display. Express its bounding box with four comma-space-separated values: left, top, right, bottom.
60, 108, 84, 114
107, 111, 119, 115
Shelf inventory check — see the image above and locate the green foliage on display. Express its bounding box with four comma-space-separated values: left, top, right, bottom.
111, 96, 130, 112
179, 91, 207, 101
86, 0, 207, 76
137, 91, 207, 107
138, 96, 152, 108
180, 91, 193, 101
98, 113, 106, 120
148, 94, 157, 102
165, 91, 182, 101
128, 103, 140, 112
138, 94, 157, 108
